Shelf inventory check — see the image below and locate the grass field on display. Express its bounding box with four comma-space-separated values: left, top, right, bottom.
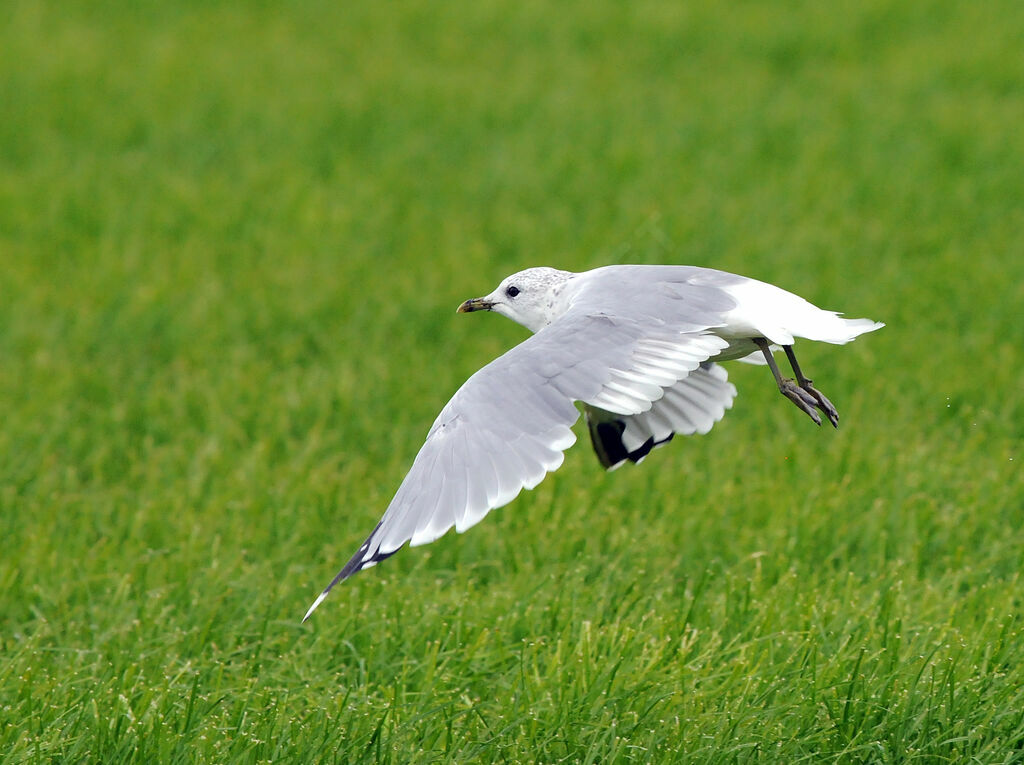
2, 0, 1023, 761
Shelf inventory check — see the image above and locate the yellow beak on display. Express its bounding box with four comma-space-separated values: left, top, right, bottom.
457, 297, 494, 313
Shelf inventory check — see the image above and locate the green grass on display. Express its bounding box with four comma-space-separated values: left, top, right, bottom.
2, 0, 1023, 761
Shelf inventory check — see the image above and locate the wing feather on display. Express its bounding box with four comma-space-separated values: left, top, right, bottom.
587, 362, 739, 471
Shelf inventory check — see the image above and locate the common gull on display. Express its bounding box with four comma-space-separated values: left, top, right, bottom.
303, 264, 883, 620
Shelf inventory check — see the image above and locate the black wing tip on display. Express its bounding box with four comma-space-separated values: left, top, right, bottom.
592, 420, 630, 469
302, 522, 402, 622
629, 432, 674, 463
587, 416, 675, 471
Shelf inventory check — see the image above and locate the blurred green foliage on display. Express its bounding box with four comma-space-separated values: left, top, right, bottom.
1, 0, 1022, 761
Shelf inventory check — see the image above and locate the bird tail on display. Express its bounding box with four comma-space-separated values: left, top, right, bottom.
805, 315, 885, 344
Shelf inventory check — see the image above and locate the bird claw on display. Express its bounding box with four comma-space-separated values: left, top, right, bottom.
800, 380, 839, 428
779, 379, 822, 426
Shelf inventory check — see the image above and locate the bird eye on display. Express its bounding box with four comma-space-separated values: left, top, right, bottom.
506, 286, 520, 298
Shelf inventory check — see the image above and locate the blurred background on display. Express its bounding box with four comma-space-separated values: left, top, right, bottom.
1, 0, 1022, 760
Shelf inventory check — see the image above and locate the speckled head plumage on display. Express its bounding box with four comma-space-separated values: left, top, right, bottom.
457, 267, 575, 333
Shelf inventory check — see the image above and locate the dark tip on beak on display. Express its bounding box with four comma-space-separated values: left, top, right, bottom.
457, 297, 493, 314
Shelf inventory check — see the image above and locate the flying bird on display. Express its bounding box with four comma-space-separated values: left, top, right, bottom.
304, 264, 883, 620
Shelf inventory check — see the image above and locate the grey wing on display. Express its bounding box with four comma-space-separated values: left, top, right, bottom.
303, 271, 737, 620
584, 362, 737, 470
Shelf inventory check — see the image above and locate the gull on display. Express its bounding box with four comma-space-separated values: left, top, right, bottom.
303, 265, 883, 620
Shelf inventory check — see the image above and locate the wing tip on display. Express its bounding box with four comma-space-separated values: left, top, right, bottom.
302, 590, 330, 623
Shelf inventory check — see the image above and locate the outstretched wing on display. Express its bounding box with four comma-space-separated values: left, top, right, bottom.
304, 268, 737, 620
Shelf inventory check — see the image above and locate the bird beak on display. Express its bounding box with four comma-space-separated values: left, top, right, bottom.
457, 297, 493, 313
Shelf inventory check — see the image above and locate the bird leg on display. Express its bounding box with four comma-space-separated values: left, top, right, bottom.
754, 338, 836, 427
782, 345, 839, 427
